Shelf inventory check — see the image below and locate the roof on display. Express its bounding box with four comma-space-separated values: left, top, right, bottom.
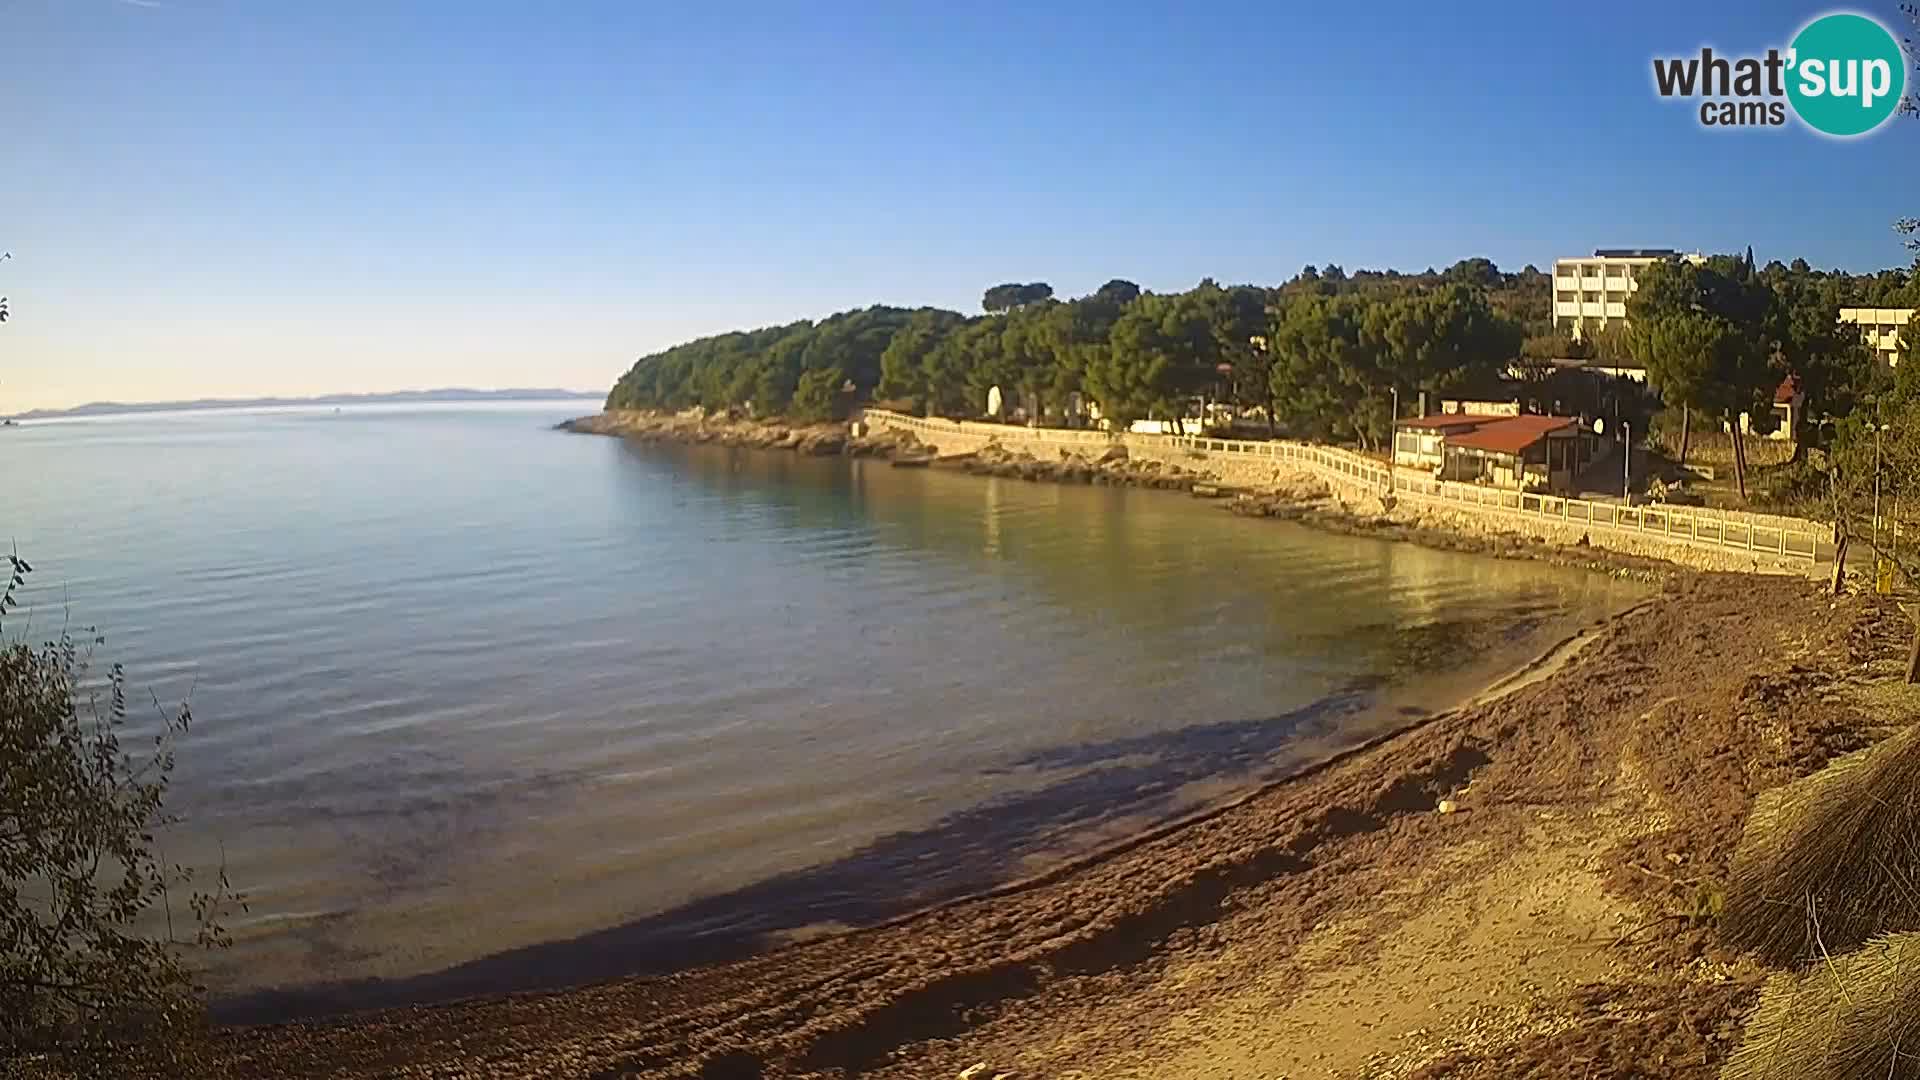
1548, 357, 1647, 372
1775, 375, 1801, 404
1444, 415, 1580, 455
1397, 413, 1508, 431
1593, 248, 1678, 258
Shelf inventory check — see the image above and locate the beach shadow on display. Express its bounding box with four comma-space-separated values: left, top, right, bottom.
213, 677, 1391, 1025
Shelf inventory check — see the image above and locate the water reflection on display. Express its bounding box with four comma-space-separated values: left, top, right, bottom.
5, 414, 1645, 1013
216, 443, 1637, 1020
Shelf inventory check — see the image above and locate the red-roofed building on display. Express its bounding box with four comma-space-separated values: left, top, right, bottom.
1395, 412, 1594, 494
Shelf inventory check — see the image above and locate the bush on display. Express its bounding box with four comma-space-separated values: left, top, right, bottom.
1757, 456, 1831, 514
1, 554, 239, 1075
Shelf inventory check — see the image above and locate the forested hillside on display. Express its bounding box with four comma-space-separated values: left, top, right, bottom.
605, 259, 1918, 450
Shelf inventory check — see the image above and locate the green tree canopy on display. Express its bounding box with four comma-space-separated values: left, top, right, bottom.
603, 258, 1909, 453
1627, 257, 1786, 492
981, 282, 1054, 313
1267, 291, 1379, 445
1088, 292, 1214, 429
875, 308, 966, 410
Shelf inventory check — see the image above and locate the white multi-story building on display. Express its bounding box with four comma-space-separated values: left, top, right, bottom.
1839, 307, 1914, 367
1551, 248, 1694, 337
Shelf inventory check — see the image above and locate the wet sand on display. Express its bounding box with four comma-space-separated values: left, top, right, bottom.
210, 574, 1916, 1078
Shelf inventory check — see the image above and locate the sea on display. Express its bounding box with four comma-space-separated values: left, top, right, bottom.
0, 401, 1645, 1017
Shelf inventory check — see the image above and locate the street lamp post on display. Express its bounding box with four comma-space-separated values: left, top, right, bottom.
1388, 387, 1399, 496
1623, 421, 1632, 501
1875, 420, 1885, 555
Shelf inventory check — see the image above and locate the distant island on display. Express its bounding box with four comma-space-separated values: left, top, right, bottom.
3, 387, 602, 422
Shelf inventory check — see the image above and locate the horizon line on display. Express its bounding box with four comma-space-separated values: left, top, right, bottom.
3, 386, 604, 421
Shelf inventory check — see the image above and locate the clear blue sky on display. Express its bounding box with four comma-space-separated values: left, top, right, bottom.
2, 0, 1916, 410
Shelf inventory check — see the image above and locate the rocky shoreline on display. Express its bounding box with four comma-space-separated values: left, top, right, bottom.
563, 410, 1672, 582
1227, 489, 1674, 582
559, 410, 1213, 491
557, 409, 908, 458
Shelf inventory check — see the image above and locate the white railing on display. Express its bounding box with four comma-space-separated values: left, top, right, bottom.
861, 410, 1829, 563
1163, 434, 1826, 563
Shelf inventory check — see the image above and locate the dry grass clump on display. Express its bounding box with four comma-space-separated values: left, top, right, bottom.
1721, 932, 1920, 1080
1720, 723, 1920, 966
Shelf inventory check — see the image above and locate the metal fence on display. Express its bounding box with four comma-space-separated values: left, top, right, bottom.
861, 411, 1830, 564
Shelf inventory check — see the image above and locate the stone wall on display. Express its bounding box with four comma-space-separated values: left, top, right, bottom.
863, 413, 1318, 493
1386, 496, 1816, 576
860, 409, 1826, 578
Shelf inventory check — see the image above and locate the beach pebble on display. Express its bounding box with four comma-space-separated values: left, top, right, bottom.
959, 1065, 991, 1080
1437, 799, 1458, 814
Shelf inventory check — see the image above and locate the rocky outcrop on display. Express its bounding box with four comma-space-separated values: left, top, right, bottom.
558, 411, 919, 459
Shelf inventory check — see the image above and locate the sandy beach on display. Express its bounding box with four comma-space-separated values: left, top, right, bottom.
203, 540, 1914, 1080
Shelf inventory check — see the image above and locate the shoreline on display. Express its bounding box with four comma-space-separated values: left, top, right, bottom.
211, 575, 1914, 1078
205, 535, 1631, 1028
561, 410, 1677, 584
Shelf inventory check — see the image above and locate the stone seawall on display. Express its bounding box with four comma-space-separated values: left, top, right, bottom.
853, 414, 1318, 493
858, 410, 1825, 578
1387, 497, 1816, 576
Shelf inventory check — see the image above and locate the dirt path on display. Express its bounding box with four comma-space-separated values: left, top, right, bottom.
213, 575, 1914, 1079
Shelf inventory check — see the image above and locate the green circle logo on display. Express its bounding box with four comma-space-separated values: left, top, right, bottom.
1786, 13, 1908, 137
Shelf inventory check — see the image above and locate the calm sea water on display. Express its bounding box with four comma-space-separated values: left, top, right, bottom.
1, 403, 1643, 1014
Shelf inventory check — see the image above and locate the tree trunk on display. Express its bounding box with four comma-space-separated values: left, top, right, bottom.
1730, 418, 1749, 501
1679, 404, 1691, 467
1831, 533, 1849, 596
1905, 616, 1920, 684
1741, 424, 1752, 496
